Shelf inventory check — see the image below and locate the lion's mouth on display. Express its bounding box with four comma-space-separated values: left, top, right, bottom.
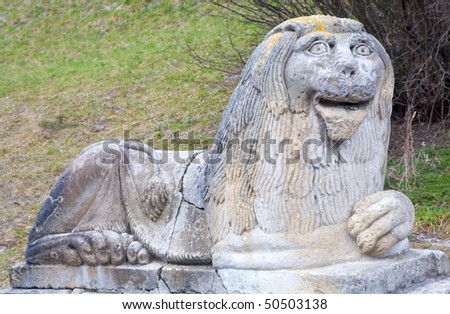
316, 97, 370, 111
313, 96, 373, 141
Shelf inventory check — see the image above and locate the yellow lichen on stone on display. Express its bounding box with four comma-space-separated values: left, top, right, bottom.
311, 15, 327, 32
281, 15, 335, 34
254, 32, 282, 76
265, 32, 282, 53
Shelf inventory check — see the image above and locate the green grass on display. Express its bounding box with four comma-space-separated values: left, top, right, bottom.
385, 147, 450, 237
0, 0, 448, 290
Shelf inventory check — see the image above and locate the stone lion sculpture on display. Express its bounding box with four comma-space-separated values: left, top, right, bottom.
26, 16, 414, 270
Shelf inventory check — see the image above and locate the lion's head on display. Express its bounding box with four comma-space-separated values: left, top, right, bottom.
206, 16, 394, 268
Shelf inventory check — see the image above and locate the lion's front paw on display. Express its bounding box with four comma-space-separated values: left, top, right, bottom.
348, 190, 414, 257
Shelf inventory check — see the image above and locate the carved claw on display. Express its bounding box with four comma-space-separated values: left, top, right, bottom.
127, 241, 153, 264
348, 190, 414, 257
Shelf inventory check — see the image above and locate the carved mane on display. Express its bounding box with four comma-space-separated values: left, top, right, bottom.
206, 16, 394, 245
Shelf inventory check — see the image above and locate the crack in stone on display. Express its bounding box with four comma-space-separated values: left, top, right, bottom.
166, 200, 182, 260
214, 269, 228, 293
153, 262, 172, 293
177, 151, 206, 209
158, 266, 172, 293
177, 151, 203, 194
183, 199, 204, 210
167, 151, 205, 258
155, 262, 166, 280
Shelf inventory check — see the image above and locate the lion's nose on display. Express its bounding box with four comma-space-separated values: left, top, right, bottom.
340, 65, 356, 78
335, 58, 358, 78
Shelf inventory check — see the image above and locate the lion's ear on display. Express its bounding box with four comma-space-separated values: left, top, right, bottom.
258, 32, 296, 118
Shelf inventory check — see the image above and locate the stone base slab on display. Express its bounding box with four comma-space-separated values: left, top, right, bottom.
405, 277, 450, 294
8, 249, 449, 294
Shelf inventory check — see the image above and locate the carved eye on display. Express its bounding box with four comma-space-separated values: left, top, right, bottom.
308, 41, 329, 55
354, 44, 373, 56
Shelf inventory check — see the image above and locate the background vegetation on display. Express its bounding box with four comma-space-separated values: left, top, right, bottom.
0, 0, 448, 289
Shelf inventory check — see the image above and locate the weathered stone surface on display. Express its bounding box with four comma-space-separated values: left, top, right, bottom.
9, 250, 449, 294
217, 249, 449, 293
405, 278, 450, 294
161, 264, 226, 293
9, 262, 165, 292
0, 288, 73, 294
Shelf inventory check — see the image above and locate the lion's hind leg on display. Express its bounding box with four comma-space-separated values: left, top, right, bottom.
25, 141, 155, 266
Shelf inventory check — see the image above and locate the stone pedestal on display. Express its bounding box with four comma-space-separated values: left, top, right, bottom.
7, 249, 449, 294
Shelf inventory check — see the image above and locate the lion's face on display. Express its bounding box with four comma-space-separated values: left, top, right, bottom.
285, 31, 385, 140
